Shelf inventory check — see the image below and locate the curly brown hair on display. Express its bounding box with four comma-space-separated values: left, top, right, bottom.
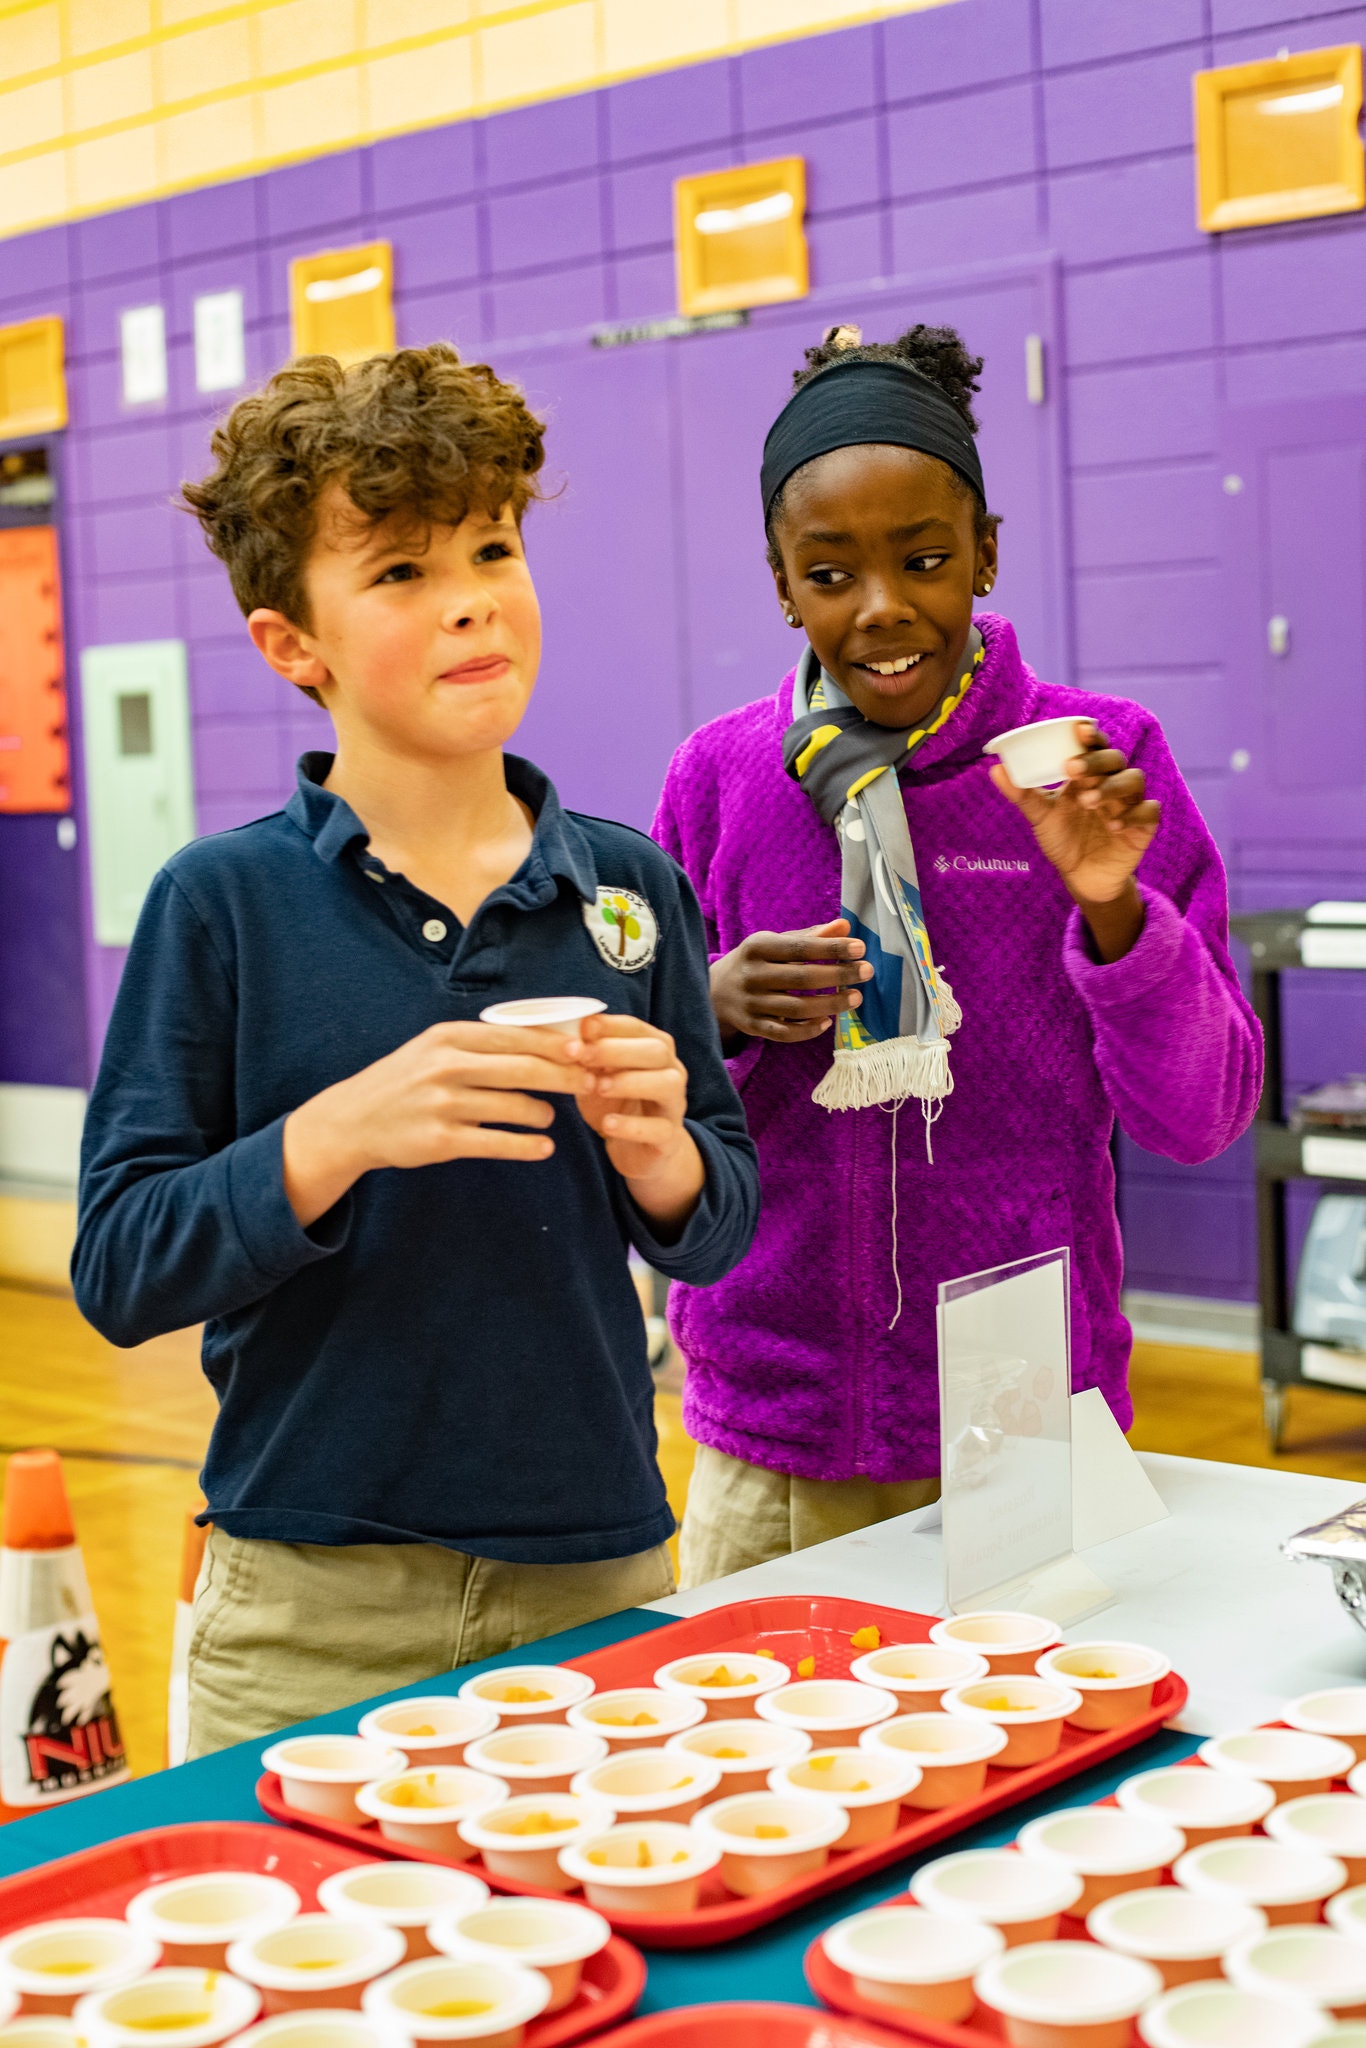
181, 344, 548, 678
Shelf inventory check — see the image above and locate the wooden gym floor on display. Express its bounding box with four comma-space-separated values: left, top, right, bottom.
5, 1281, 1366, 1779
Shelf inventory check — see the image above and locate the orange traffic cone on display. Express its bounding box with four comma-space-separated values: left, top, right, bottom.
0, 1449, 129, 1820
166, 1508, 208, 1767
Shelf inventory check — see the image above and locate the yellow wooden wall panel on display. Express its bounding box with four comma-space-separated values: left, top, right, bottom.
0, 0, 960, 241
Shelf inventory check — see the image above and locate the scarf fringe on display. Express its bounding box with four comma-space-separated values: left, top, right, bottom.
936, 974, 963, 1036
812, 1035, 953, 1112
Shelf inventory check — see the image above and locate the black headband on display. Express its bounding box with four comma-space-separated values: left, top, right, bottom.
760, 356, 985, 523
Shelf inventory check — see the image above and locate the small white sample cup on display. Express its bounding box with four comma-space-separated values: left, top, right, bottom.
653, 1653, 790, 1721
1036, 1642, 1170, 1731
692, 1791, 847, 1896
125, 1873, 299, 1970
429, 1898, 610, 2014
1287, 1690, 1366, 1764
664, 1719, 811, 1796
558, 1822, 722, 1915
753, 1679, 898, 1748
464, 1725, 608, 1798
457, 1667, 593, 1725
929, 1611, 1062, 1675
72, 1969, 261, 2048
769, 1747, 923, 1848
315, 1864, 490, 1961
861, 1711, 1008, 1809
1017, 1807, 1186, 1915
973, 1939, 1161, 2048
942, 1676, 1083, 1768
983, 718, 1091, 791
1138, 1979, 1330, 2048
1199, 1729, 1355, 1806
569, 1747, 721, 1825
0, 1922, 162, 2017
361, 1957, 549, 2048
823, 1905, 1003, 2022
227, 1916, 407, 2015
911, 1849, 1083, 1947
848, 1642, 989, 1709
457, 1794, 616, 1893
1087, 1884, 1266, 1988
1116, 1764, 1274, 1847
479, 998, 606, 1033
354, 1768, 508, 1859
357, 1698, 499, 1770
1175, 1836, 1348, 1926
567, 1688, 705, 1752
262, 1737, 408, 1827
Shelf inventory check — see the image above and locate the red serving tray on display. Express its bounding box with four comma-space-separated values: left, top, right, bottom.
804, 1739, 1354, 2048
0, 1822, 643, 2048
595, 2002, 915, 2047
257, 1597, 1187, 1950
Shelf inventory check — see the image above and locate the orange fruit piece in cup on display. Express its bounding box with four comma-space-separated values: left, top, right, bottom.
850, 1626, 881, 1650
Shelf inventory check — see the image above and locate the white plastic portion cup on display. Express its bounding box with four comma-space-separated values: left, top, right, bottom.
1017, 1807, 1186, 1916
942, 1676, 1083, 1768
692, 1791, 848, 1896
1138, 1980, 1328, 2048
1035, 1642, 1171, 1732
567, 1689, 705, 1752
354, 1767, 508, 1859
361, 1956, 549, 2048
72, 1969, 261, 2048
973, 1939, 1161, 2048
1199, 1730, 1356, 1805
124, 1873, 300, 1970
1288, 1691, 1366, 1764
464, 1725, 608, 1798
457, 1793, 617, 1893
848, 1643, 990, 1708
1175, 1837, 1348, 1925
1226, 1926, 1366, 2017
357, 1698, 500, 1770
822, 1905, 1003, 2023
0, 2022, 83, 2048
558, 1822, 722, 1915
664, 1718, 812, 1796
1327, 1882, 1366, 1942
982, 718, 1091, 791
428, 1898, 610, 2015
861, 1712, 1008, 1809
315, 1864, 490, 1962
929, 1611, 1063, 1675
568, 1747, 721, 1825
226, 1915, 408, 2015
1087, 1885, 1267, 1988
261, 1737, 409, 1826
0, 1921, 163, 2017
1269, 1798, 1366, 1888
478, 999, 606, 1034
229, 2016, 396, 2048
652, 1653, 790, 1721
753, 1679, 899, 1748
457, 1666, 594, 1725
1116, 1764, 1276, 1847
911, 1849, 1083, 1947
769, 1747, 923, 1848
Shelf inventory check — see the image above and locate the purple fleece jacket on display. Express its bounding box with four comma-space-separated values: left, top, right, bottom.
652, 614, 1262, 1484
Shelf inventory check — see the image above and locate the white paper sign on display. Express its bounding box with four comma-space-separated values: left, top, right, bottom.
120, 304, 167, 405
939, 1249, 1073, 1613
194, 289, 245, 393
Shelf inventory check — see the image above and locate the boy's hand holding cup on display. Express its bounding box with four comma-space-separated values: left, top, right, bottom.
282, 1020, 589, 1227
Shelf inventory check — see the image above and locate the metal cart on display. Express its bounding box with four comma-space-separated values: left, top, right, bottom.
1231, 906, 1366, 1450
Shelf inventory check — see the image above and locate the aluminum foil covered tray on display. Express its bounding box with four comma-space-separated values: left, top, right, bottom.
1283, 1495, 1366, 1631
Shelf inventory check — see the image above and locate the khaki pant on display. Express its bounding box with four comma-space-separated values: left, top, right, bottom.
187, 1527, 675, 1758
679, 1443, 940, 1590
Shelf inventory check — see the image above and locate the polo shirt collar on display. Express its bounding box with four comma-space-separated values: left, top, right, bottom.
285, 751, 600, 904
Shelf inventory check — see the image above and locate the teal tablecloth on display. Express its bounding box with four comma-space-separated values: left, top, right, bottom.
0, 1607, 1201, 2014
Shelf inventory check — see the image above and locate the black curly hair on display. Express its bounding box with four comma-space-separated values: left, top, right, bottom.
764, 321, 1003, 567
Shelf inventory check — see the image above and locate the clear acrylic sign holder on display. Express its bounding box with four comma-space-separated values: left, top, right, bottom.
938, 1247, 1113, 1627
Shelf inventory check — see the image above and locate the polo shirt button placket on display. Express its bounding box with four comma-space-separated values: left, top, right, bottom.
422, 919, 447, 943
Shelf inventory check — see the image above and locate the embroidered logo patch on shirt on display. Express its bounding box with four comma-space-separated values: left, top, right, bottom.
584, 886, 658, 972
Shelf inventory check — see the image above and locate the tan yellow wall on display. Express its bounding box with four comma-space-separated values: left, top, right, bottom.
0, 0, 958, 240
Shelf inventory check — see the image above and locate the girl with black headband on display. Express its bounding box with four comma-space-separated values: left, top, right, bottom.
654, 323, 1262, 1585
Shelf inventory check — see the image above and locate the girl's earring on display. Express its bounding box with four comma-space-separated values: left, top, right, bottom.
786, 611, 799, 626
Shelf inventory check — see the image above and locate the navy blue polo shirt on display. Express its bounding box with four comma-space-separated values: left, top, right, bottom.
74, 753, 759, 1564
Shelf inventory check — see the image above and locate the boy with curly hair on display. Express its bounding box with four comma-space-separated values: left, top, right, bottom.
73, 345, 758, 1754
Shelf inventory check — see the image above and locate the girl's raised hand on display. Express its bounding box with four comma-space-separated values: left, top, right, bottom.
709, 918, 874, 1042
989, 721, 1160, 912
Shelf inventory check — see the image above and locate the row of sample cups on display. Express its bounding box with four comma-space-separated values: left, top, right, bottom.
0, 1864, 612, 2048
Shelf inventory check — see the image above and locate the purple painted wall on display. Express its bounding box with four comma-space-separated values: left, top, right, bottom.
2, 0, 1364, 1297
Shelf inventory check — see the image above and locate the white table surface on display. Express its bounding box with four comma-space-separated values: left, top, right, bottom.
647, 1452, 1366, 1738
